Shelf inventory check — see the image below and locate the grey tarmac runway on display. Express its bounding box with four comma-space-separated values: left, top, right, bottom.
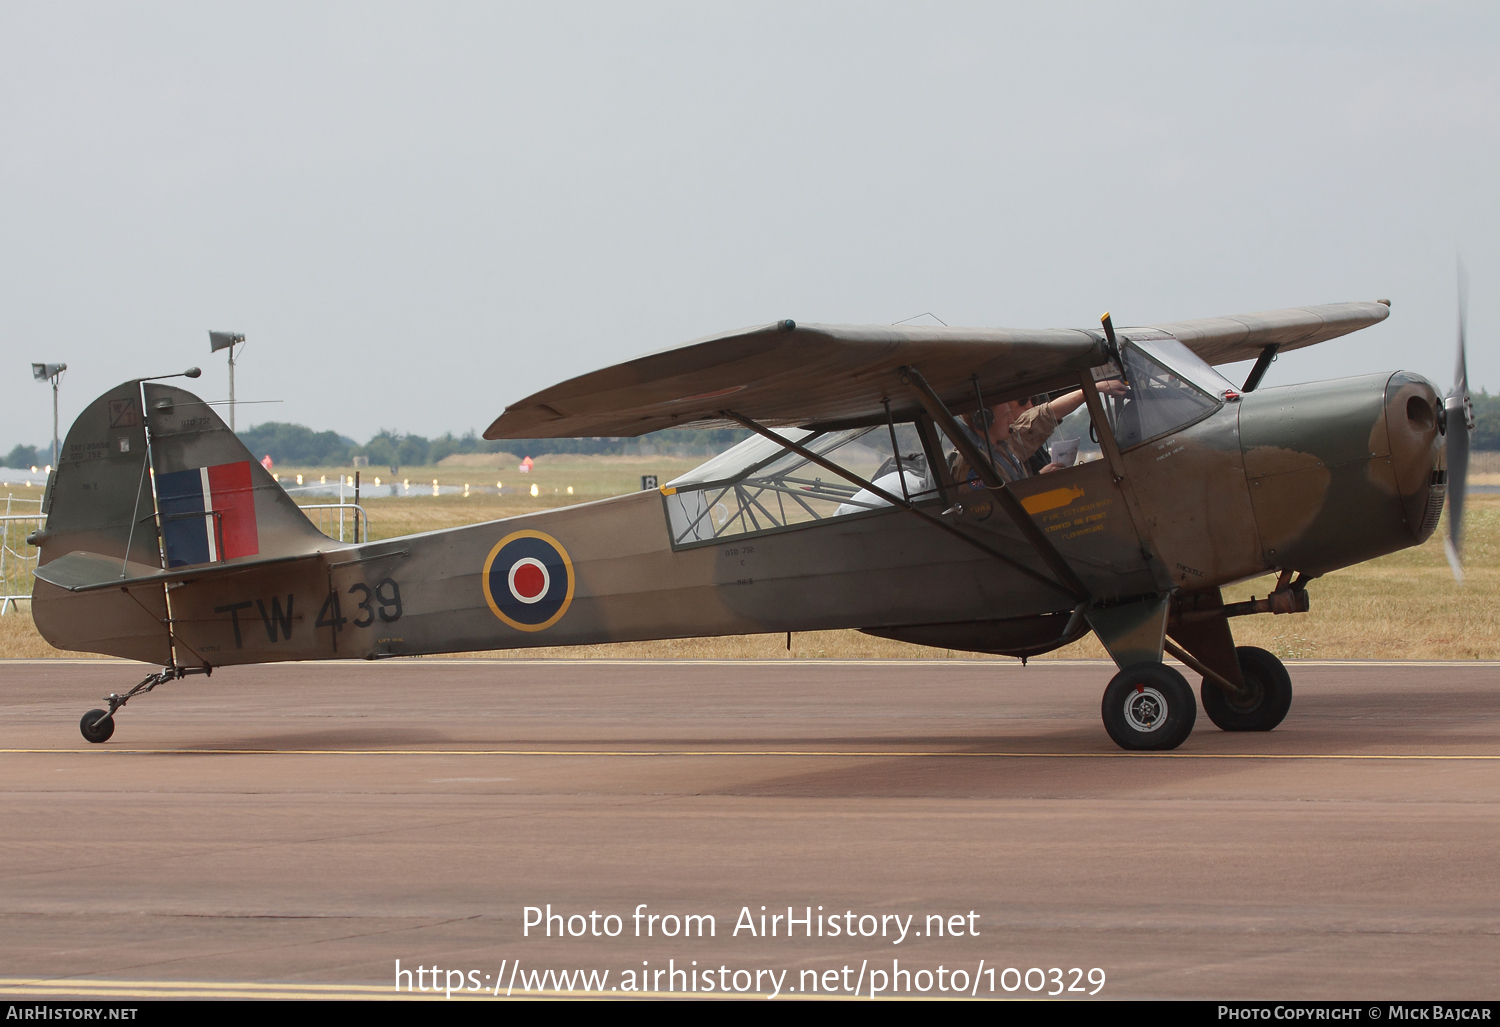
1, 657, 1498, 1001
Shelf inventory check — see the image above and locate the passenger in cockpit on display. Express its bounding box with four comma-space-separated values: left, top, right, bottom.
952, 381, 1127, 485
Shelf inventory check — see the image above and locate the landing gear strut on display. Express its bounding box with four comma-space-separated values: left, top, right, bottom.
77, 665, 211, 744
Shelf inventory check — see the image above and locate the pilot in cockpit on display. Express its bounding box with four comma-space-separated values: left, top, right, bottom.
951, 380, 1128, 487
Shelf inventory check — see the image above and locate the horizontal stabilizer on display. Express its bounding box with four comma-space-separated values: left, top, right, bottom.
35, 549, 320, 594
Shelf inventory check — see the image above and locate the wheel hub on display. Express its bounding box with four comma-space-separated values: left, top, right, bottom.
1124, 685, 1169, 732
1225, 674, 1266, 713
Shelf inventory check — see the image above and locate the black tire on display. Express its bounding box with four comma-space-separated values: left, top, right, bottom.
80, 709, 114, 744
1200, 645, 1292, 732
1101, 662, 1197, 751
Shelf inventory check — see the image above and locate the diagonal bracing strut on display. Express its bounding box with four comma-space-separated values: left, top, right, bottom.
720, 409, 1083, 601
898, 366, 1092, 602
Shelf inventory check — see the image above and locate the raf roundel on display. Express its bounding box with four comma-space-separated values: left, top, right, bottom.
482, 530, 575, 631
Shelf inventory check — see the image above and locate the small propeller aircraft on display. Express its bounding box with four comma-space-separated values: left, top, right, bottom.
28, 295, 1472, 750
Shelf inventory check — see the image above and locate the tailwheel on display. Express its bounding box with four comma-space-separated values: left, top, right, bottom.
74, 664, 212, 745
1200, 645, 1292, 732
1101, 662, 1197, 751
79, 709, 115, 744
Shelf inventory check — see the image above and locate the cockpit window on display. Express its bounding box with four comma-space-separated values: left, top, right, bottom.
1094, 340, 1224, 449
662, 424, 935, 547
1135, 337, 1238, 396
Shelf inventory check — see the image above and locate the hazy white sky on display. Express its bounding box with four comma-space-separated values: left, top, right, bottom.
2, 1, 1497, 448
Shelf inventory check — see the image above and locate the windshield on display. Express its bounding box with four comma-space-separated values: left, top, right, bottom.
1094, 339, 1225, 449
1133, 336, 1238, 396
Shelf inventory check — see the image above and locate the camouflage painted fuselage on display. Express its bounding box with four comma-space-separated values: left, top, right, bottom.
32, 366, 1445, 667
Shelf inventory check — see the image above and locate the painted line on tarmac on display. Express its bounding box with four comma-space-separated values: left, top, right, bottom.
0, 978, 396, 1000
3, 747, 1499, 760
0, 977, 385, 993
0, 977, 781, 1001
6, 658, 1500, 667
309, 658, 1500, 668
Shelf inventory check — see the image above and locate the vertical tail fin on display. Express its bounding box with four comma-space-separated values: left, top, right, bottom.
31, 381, 335, 661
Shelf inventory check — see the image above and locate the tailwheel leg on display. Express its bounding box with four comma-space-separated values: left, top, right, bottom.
78, 664, 212, 744
1101, 662, 1197, 751
1199, 646, 1293, 732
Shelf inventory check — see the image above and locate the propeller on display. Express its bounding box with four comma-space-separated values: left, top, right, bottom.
1444, 262, 1473, 583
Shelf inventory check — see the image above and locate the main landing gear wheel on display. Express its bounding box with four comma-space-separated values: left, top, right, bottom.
1200, 645, 1293, 732
1101, 662, 1197, 751
79, 709, 115, 744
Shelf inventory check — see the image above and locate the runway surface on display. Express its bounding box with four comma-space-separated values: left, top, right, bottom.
1, 657, 1498, 1000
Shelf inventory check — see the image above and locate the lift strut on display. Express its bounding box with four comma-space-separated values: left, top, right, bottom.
720, 409, 1082, 601
896, 366, 1091, 602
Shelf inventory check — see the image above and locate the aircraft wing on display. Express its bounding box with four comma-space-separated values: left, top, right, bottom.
486, 300, 1390, 440
486, 321, 1106, 439
1146, 300, 1390, 367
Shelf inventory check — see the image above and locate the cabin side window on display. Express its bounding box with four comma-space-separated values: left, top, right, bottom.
661, 424, 938, 548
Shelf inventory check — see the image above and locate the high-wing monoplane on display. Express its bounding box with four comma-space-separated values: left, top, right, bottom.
29, 297, 1471, 750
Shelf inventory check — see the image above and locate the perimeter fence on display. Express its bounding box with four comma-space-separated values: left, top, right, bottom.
0, 489, 371, 616
0, 494, 43, 615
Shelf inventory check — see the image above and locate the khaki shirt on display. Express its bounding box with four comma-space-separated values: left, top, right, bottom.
949, 402, 1062, 486
1004, 402, 1061, 465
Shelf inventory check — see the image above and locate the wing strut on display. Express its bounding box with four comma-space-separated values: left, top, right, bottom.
720, 410, 1084, 602
1241, 344, 1279, 393
897, 366, 1092, 603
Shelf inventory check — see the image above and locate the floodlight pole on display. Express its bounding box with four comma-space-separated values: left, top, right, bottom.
209, 332, 246, 431
31, 363, 67, 468
228, 342, 236, 431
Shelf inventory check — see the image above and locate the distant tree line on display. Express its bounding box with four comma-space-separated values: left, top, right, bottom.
234, 423, 356, 466
233, 423, 751, 468
4, 424, 750, 470
1472, 391, 1500, 450
4, 444, 40, 469
11, 391, 1500, 470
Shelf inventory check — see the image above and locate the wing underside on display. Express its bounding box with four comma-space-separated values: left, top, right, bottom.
1148, 300, 1390, 366
485, 301, 1390, 440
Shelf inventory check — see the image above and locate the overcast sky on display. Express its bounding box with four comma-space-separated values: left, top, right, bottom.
2, 1, 1497, 449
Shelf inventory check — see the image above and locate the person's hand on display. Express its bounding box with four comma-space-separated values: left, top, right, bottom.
1039, 462, 1065, 474
1096, 378, 1129, 398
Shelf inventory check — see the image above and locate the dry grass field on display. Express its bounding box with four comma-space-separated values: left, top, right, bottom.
1, 472, 1496, 662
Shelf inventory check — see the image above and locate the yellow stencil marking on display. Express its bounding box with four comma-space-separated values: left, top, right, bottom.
1022, 485, 1086, 515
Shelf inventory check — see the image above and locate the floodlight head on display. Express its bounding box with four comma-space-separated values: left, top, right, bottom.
209, 331, 244, 353
141, 367, 205, 383
32, 362, 65, 381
